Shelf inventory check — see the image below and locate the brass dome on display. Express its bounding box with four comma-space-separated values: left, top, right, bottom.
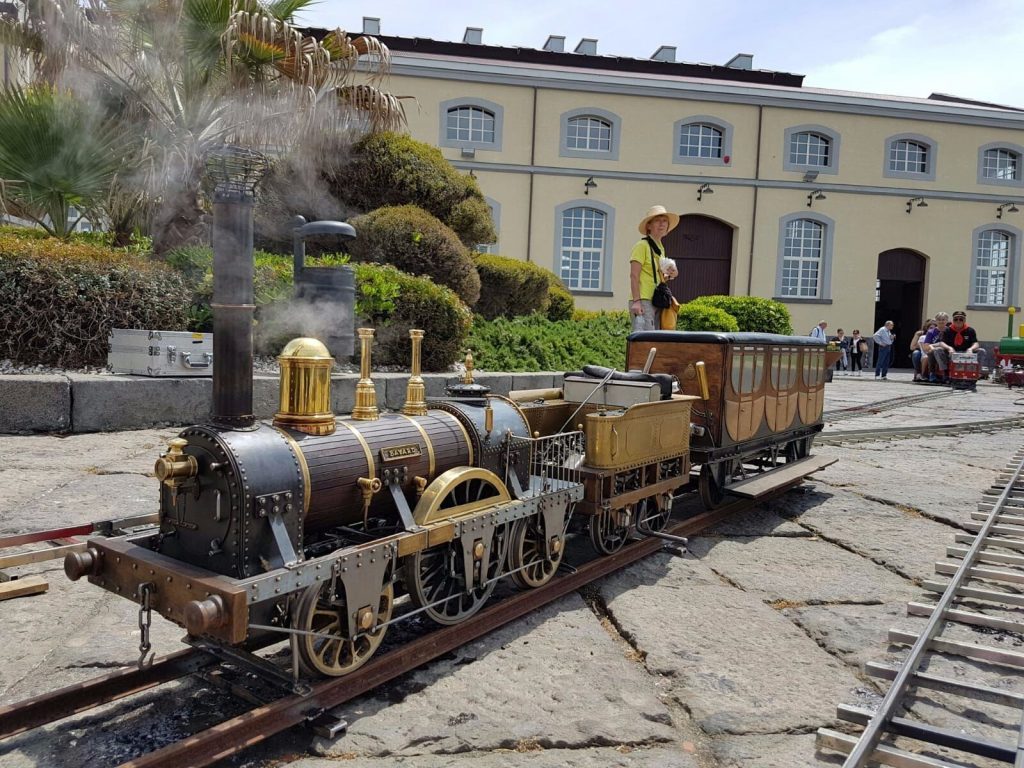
274, 337, 336, 435
278, 337, 333, 361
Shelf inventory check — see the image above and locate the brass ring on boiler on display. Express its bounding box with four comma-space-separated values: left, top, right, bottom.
395, 414, 435, 477
276, 428, 312, 513
337, 421, 376, 479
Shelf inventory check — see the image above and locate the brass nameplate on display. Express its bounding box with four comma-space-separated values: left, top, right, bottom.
380, 443, 422, 462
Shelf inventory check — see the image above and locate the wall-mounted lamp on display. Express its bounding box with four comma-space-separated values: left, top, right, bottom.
806, 189, 826, 207
697, 182, 714, 202
906, 196, 928, 213
584, 176, 597, 195
460, 147, 476, 158
997, 202, 1020, 219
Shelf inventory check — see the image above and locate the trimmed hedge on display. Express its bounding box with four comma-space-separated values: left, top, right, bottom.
0, 231, 189, 367
331, 132, 495, 247
348, 205, 481, 306
473, 254, 550, 320
690, 295, 793, 335
542, 270, 574, 321
675, 302, 739, 332
353, 263, 471, 371
465, 311, 631, 372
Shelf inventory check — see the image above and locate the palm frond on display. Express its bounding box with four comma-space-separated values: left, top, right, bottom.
223, 9, 330, 87
321, 30, 390, 84
265, 0, 316, 22
336, 84, 407, 132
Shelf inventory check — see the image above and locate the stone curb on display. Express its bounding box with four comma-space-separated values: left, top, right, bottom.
0, 372, 561, 434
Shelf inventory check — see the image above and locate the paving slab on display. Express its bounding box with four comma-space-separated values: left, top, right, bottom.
685, 532, 915, 605
598, 555, 861, 735
710, 733, 845, 767
294, 746, 698, 767
313, 594, 677, 758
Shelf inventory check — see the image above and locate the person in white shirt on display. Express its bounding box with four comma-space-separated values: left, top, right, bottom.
809, 320, 827, 341
873, 321, 895, 379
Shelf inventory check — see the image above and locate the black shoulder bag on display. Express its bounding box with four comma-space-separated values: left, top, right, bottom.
647, 237, 673, 309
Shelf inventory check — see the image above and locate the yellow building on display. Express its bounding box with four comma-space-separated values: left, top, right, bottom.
358, 20, 1024, 364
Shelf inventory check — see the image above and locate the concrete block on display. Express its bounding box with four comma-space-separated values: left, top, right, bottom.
330, 373, 383, 415
510, 372, 558, 392
379, 373, 411, 411
70, 374, 212, 432
474, 372, 513, 396
253, 375, 280, 420
0, 375, 71, 434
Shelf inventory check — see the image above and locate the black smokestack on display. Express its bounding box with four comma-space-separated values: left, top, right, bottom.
206, 147, 269, 429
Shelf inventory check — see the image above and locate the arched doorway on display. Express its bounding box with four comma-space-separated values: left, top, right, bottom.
874, 249, 926, 369
662, 214, 734, 302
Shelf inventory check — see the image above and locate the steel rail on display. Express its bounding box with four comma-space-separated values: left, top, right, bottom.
839, 449, 1024, 767
823, 390, 954, 422
818, 414, 1024, 446
0, 649, 212, 740
117, 481, 804, 768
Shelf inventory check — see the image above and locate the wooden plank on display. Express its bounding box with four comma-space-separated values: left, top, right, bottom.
0, 542, 85, 570
921, 579, 1024, 608
908, 601, 1024, 634
947, 545, 1024, 567
972, 511, 1024, 525
889, 629, 1024, 668
935, 560, 1024, 585
865, 661, 1024, 708
954, 532, 1024, 552
725, 455, 836, 498
0, 576, 48, 601
815, 729, 969, 767
963, 520, 1024, 536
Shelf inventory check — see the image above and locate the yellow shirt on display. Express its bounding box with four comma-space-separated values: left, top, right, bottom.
630, 238, 662, 300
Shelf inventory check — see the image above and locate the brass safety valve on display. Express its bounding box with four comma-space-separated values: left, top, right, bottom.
154, 438, 198, 488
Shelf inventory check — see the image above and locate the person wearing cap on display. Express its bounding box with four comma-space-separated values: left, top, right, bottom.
934, 311, 987, 374
630, 205, 680, 332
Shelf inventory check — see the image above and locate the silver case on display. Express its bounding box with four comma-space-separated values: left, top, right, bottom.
108, 329, 214, 377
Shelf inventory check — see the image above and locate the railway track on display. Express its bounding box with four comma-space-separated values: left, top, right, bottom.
817, 447, 1024, 766
819, 414, 1024, 446
0, 480, 805, 768
824, 390, 955, 423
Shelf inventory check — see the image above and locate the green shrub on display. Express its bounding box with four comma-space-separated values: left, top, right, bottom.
354, 263, 471, 371
449, 194, 497, 247
349, 205, 480, 306
675, 302, 739, 332
690, 295, 793, 335
465, 312, 631, 372
473, 254, 550, 319
0, 233, 189, 367
542, 271, 574, 321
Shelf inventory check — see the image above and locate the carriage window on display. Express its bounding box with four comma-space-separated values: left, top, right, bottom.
731, 352, 742, 394
752, 348, 765, 390
770, 350, 781, 390
741, 353, 755, 393
787, 350, 799, 388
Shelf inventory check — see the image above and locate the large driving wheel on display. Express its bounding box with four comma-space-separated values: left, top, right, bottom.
699, 462, 730, 510
405, 523, 509, 626
508, 513, 564, 589
292, 577, 393, 677
588, 507, 630, 555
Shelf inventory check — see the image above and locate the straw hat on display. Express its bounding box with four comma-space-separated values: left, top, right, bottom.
638, 205, 680, 235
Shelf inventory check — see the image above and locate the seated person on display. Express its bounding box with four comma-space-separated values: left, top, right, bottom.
915, 320, 939, 381
924, 311, 950, 381
933, 310, 987, 376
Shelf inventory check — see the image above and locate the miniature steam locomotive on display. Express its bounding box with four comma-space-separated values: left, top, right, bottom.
65, 327, 827, 679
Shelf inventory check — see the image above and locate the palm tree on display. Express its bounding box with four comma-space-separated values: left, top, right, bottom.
0, 0, 406, 250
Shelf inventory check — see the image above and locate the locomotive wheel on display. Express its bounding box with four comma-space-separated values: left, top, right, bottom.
413, 467, 511, 525
637, 495, 672, 533
508, 514, 564, 589
588, 507, 630, 556
405, 523, 509, 626
292, 578, 394, 677
699, 462, 730, 510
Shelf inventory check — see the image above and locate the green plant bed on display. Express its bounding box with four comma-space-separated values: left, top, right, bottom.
690, 295, 793, 335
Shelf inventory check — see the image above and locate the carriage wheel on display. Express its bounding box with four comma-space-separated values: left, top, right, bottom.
699, 462, 730, 510
637, 494, 672, 532
292, 577, 393, 677
405, 523, 509, 626
508, 514, 564, 589
588, 507, 630, 555
784, 436, 813, 463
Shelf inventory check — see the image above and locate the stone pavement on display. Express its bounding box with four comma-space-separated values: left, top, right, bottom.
0, 372, 1021, 767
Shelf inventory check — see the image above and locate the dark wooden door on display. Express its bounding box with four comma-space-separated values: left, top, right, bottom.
661, 214, 733, 302
873, 249, 926, 369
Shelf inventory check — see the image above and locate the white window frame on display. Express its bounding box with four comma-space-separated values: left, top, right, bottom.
439, 97, 504, 152
774, 212, 836, 302
883, 133, 937, 181
553, 200, 616, 294
783, 125, 840, 175
559, 107, 621, 160
978, 142, 1024, 188
673, 116, 734, 167
969, 224, 1020, 309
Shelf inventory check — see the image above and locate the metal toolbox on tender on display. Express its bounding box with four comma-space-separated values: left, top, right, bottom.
108, 329, 213, 377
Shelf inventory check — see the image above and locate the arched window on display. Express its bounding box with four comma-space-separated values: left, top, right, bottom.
978, 143, 1024, 187
560, 108, 621, 159
673, 116, 733, 166
885, 134, 936, 180
774, 213, 836, 301
558, 206, 607, 291
971, 227, 1018, 306
783, 125, 840, 174
439, 98, 504, 151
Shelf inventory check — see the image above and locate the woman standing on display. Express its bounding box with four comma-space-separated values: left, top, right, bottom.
629, 205, 680, 332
